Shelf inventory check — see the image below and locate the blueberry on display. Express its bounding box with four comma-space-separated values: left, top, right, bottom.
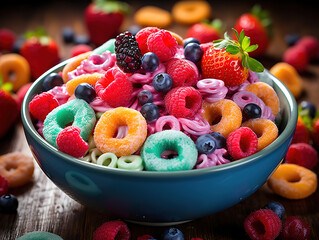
243, 103, 262, 120
138, 89, 153, 105
74, 83, 96, 103
127, 25, 142, 36
162, 228, 184, 240
142, 52, 159, 72
74, 35, 90, 45
12, 36, 25, 54
264, 201, 285, 220
300, 101, 316, 119
210, 131, 226, 149
62, 27, 74, 43
0, 194, 18, 213
184, 43, 203, 64
153, 73, 173, 92
285, 33, 300, 46
42, 73, 64, 91
196, 134, 217, 154
183, 37, 200, 47
140, 103, 159, 122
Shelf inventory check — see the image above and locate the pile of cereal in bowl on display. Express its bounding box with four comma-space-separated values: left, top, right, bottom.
28, 27, 280, 172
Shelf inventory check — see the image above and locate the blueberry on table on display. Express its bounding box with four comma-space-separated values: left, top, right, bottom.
42, 73, 64, 91
140, 103, 159, 122
184, 42, 203, 64
153, 73, 173, 92
210, 131, 226, 149
161, 228, 184, 240
0, 194, 18, 213
264, 201, 285, 220
196, 134, 217, 154
62, 27, 74, 43
300, 100, 316, 119
243, 103, 262, 120
142, 52, 159, 72
138, 89, 153, 105
183, 37, 200, 47
74, 83, 96, 103
285, 33, 300, 46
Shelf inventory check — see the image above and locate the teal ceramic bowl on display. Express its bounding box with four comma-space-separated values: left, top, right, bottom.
21, 60, 297, 225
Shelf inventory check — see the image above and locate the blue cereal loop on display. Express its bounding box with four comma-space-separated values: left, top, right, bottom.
43, 99, 96, 148
118, 155, 144, 171
16, 231, 63, 240
97, 152, 118, 168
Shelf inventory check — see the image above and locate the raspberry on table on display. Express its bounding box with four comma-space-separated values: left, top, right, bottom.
244, 209, 282, 240
281, 216, 311, 240
135, 27, 160, 54
147, 30, 178, 62
93, 220, 130, 240
166, 58, 199, 87
227, 127, 258, 160
115, 31, 142, 73
285, 143, 318, 169
29, 92, 59, 121
137, 235, 154, 240
165, 86, 202, 118
283, 45, 309, 72
296, 36, 319, 60
0, 174, 9, 196
56, 126, 89, 158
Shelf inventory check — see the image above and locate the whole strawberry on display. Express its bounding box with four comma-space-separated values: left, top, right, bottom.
201, 29, 264, 87
233, 5, 272, 57
185, 19, 223, 44
20, 28, 60, 79
0, 79, 19, 138
85, 0, 129, 46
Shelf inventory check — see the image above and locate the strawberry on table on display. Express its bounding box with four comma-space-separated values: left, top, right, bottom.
185, 19, 224, 44
233, 5, 272, 57
0, 28, 16, 52
85, 0, 129, 47
20, 28, 60, 80
201, 29, 264, 87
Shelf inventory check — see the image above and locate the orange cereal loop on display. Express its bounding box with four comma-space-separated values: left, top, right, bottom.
0, 152, 34, 188
0, 53, 30, 91
172, 1, 212, 25
202, 99, 242, 138
62, 51, 91, 83
270, 62, 303, 98
134, 6, 172, 28
246, 82, 280, 116
168, 31, 184, 46
66, 73, 103, 95
268, 163, 317, 199
94, 107, 147, 157
242, 118, 278, 152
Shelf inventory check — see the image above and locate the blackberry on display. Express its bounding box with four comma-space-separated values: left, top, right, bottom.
115, 31, 142, 73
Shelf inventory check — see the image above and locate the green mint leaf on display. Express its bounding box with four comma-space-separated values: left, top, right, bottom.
239, 30, 245, 44
246, 44, 258, 53
246, 57, 264, 72
242, 36, 251, 50
226, 45, 240, 55
232, 28, 240, 41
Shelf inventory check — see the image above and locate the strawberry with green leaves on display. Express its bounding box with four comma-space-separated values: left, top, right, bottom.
201, 29, 264, 87
20, 28, 60, 79
0, 76, 19, 138
233, 5, 272, 57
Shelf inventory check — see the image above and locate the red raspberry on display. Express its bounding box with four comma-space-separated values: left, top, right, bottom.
281, 216, 311, 240
191, 238, 203, 240
70, 44, 92, 58
95, 68, 133, 107
135, 27, 160, 55
244, 209, 282, 240
296, 36, 319, 60
0, 28, 16, 52
29, 92, 59, 121
291, 117, 310, 144
285, 143, 318, 169
227, 127, 258, 160
56, 126, 89, 158
0, 174, 9, 196
166, 58, 199, 87
165, 86, 202, 118
137, 235, 154, 240
283, 45, 309, 72
93, 220, 130, 240
147, 30, 178, 62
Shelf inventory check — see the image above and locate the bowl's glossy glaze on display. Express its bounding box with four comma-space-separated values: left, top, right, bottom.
22, 60, 297, 225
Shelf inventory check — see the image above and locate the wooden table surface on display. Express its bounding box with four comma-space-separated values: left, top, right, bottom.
1, 1, 319, 239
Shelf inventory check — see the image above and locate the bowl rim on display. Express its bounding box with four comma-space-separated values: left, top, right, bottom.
21, 59, 298, 178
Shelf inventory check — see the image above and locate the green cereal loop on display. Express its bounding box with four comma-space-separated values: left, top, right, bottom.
141, 130, 198, 171
17, 231, 63, 240
97, 152, 118, 168
43, 99, 96, 148
92, 38, 115, 55
118, 155, 144, 171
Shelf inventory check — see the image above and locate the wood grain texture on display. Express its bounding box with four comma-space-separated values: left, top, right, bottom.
0, 1, 319, 239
